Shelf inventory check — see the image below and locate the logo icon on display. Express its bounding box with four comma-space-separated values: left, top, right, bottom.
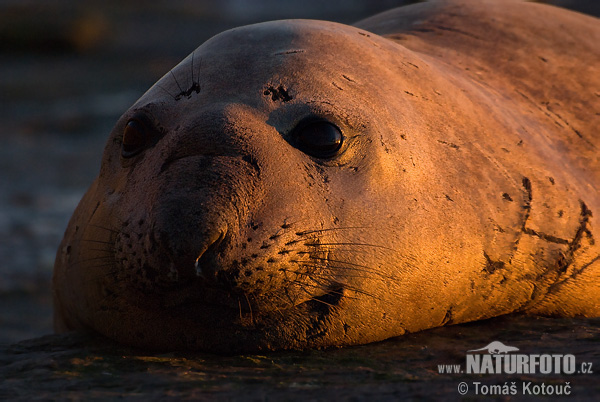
467, 341, 519, 354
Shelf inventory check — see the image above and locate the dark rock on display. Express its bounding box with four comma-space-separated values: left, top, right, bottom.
1, 315, 598, 400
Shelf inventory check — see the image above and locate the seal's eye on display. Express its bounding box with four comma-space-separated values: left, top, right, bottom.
293, 121, 343, 159
122, 119, 148, 158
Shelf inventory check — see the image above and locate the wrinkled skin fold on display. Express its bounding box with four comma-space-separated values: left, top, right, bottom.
54, 0, 600, 353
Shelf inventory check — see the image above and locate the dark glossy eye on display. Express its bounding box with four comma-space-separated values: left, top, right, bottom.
122, 119, 148, 158
293, 121, 343, 159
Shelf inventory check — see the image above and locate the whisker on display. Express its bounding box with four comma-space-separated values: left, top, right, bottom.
80, 239, 115, 245
245, 293, 254, 324
87, 224, 120, 234
297, 256, 379, 273
295, 248, 376, 257
68, 262, 115, 271
284, 270, 382, 301
288, 271, 366, 300
301, 258, 397, 282
309, 297, 338, 308
71, 256, 115, 264
304, 241, 395, 251
287, 276, 328, 291
295, 226, 371, 236
267, 293, 292, 318
335, 283, 381, 300
290, 281, 350, 309
291, 263, 376, 280
290, 281, 341, 307
85, 248, 114, 254
292, 278, 342, 297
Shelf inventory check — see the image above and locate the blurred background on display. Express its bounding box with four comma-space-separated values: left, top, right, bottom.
0, 0, 597, 344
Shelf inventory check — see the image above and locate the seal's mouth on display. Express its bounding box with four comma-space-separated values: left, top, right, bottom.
112, 279, 349, 352
157, 278, 346, 321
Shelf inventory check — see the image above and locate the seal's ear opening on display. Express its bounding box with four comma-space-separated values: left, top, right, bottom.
292, 119, 343, 159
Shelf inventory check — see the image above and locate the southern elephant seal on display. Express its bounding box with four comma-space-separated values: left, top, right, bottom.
53, 0, 600, 352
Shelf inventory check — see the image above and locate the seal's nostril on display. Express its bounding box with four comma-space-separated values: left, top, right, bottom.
194, 230, 226, 278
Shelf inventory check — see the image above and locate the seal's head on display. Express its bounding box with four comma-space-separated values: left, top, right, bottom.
56, 20, 431, 352
54, 7, 600, 352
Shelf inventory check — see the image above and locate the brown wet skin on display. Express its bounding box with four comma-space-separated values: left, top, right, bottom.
53, 0, 599, 353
